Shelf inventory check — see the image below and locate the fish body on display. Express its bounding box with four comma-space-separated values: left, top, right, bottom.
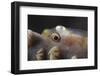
28, 26, 87, 60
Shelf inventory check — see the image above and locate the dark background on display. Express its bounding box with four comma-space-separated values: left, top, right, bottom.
28, 15, 88, 33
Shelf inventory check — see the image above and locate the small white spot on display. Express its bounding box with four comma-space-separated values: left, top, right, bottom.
56, 25, 66, 31
55, 25, 71, 36
71, 56, 77, 59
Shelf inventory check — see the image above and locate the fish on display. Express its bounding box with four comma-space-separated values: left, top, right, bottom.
28, 25, 87, 60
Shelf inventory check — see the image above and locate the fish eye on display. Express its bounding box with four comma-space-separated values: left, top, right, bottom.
51, 32, 61, 42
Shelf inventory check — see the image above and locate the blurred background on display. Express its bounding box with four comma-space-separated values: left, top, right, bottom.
28, 15, 87, 33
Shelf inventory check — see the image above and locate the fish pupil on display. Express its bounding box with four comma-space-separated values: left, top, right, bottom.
54, 36, 58, 40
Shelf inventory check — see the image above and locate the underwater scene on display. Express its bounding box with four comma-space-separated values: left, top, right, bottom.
28, 15, 88, 61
